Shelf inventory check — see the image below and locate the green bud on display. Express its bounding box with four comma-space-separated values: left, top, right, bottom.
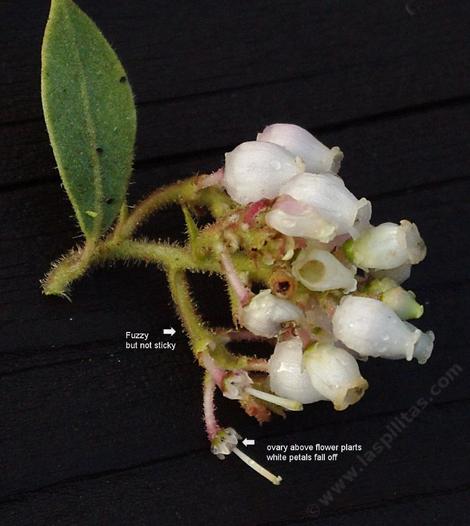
381, 286, 424, 320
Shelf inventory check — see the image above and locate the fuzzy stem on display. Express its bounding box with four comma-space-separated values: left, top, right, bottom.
244, 358, 270, 372
113, 177, 200, 241
113, 176, 235, 242
216, 328, 274, 344
220, 251, 251, 306
201, 352, 225, 388
42, 236, 270, 299
165, 266, 209, 350
42, 239, 96, 297
196, 186, 236, 218
110, 240, 210, 271
203, 371, 220, 440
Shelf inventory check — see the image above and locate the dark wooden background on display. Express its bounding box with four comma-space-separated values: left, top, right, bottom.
1, 1, 469, 524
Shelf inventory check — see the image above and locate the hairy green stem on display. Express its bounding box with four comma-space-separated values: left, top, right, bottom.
114, 177, 199, 241
43, 236, 270, 297
113, 176, 235, 242
42, 239, 96, 297
165, 267, 210, 353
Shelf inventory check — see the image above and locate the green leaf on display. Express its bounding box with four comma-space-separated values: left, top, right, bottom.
41, 0, 136, 239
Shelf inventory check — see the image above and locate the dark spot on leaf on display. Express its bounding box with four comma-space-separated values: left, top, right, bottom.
105, 197, 114, 205
119, 76, 127, 83
96, 147, 103, 154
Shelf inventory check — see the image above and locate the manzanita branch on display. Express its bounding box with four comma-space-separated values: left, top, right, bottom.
39, 0, 435, 486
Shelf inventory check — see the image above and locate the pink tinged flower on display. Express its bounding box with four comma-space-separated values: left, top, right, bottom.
240, 289, 303, 338
332, 296, 434, 364
292, 245, 357, 293
257, 123, 343, 174
265, 195, 337, 242
344, 220, 426, 270
223, 141, 305, 205
267, 173, 371, 242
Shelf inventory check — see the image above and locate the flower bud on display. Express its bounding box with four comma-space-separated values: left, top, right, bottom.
268, 337, 323, 404
269, 173, 371, 241
344, 220, 426, 270
241, 289, 303, 338
224, 141, 304, 205
257, 123, 343, 174
366, 278, 423, 320
292, 246, 357, 293
332, 296, 434, 363
303, 342, 368, 411
381, 286, 423, 320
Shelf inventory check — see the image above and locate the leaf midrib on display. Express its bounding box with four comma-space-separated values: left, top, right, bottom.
62, 2, 103, 238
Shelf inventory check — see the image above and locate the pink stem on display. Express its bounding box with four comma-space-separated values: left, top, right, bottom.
215, 327, 275, 344
203, 372, 220, 440
220, 251, 251, 307
201, 352, 225, 388
245, 358, 269, 372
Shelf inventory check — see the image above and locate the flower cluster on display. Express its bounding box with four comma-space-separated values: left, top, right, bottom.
47, 120, 435, 485
199, 123, 434, 482
40, 2, 435, 488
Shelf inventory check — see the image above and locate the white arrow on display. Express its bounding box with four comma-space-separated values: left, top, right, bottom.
242, 438, 255, 447
163, 327, 176, 336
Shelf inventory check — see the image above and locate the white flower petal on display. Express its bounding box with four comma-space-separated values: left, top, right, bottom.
257, 123, 343, 174
265, 197, 336, 242
371, 263, 412, 284
241, 290, 303, 338
345, 220, 426, 270
268, 337, 324, 404
292, 246, 357, 293
348, 198, 372, 238
303, 342, 368, 411
223, 141, 304, 205
332, 296, 434, 363
407, 327, 435, 365
279, 173, 371, 238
